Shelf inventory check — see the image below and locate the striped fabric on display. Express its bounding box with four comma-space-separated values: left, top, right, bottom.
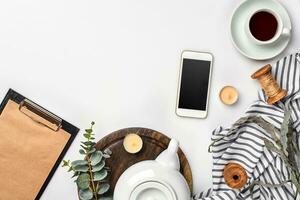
194, 52, 300, 200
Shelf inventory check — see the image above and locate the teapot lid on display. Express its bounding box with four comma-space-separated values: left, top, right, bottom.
130, 181, 177, 200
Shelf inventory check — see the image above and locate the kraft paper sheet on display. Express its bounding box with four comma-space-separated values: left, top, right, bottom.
0, 100, 70, 200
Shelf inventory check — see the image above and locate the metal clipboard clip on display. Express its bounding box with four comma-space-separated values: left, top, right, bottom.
19, 99, 62, 132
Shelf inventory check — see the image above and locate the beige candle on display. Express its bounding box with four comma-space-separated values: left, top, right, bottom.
219, 86, 239, 105
123, 133, 143, 154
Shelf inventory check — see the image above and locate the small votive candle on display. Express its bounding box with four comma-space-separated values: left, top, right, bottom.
219, 86, 239, 105
123, 133, 143, 154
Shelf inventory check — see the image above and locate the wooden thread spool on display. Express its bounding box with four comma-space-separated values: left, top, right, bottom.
251, 64, 287, 105
223, 163, 248, 189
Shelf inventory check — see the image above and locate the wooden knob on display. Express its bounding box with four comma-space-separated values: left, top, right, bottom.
223, 163, 247, 189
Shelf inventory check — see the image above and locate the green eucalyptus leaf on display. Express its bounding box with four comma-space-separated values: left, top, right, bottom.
104, 148, 112, 155
253, 117, 281, 143
79, 189, 93, 200
83, 134, 90, 139
263, 138, 290, 164
81, 145, 88, 150
71, 160, 88, 167
81, 141, 90, 145
77, 173, 90, 189
87, 147, 96, 154
73, 165, 89, 172
91, 151, 103, 166
94, 169, 108, 181
85, 129, 93, 134
280, 109, 291, 151
281, 109, 291, 134
92, 160, 105, 172
81, 141, 96, 146
98, 183, 110, 195
79, 149, 86, 155
264, 138, 281, 154
103, 154, 110, 159
71, 171, 80, 178
286, 124, 298, 171
291, 131, 300, 169
62, 160, 70, 167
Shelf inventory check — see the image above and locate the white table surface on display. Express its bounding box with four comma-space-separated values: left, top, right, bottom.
0, 0, 299, 199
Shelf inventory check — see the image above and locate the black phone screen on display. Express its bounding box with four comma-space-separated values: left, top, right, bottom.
178, 58, 211, 111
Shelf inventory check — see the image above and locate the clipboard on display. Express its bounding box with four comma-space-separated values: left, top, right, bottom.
0, 89, 79, 200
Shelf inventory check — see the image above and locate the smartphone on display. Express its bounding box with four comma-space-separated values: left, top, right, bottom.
176, 51, 213, 119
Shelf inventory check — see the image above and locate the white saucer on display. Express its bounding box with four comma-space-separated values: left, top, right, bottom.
230, 0, 292, 60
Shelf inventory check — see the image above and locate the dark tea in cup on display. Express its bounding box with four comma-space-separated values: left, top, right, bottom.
249, 11, 278, 41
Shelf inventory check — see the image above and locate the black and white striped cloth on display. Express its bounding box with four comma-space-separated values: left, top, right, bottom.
194, 52, 300, 200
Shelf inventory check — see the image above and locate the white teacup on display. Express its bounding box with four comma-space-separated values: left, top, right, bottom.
245, 8, 291, 45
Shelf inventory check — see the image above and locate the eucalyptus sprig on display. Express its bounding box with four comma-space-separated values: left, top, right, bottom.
262, 107, 300, 192
62, 122, 112, 200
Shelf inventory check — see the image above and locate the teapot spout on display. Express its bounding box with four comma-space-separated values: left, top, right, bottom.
156, 139, 180, 171
167, 139, 179, 154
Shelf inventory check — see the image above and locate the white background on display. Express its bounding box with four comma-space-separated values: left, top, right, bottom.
0, 0, 299, 199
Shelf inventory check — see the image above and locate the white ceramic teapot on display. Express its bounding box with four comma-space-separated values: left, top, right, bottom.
114, 139, 191, 200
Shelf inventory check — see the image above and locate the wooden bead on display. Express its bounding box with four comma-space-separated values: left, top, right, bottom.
223, 163, 248, 189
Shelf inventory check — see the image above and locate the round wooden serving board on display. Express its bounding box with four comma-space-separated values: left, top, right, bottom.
95, 127, 193, 196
